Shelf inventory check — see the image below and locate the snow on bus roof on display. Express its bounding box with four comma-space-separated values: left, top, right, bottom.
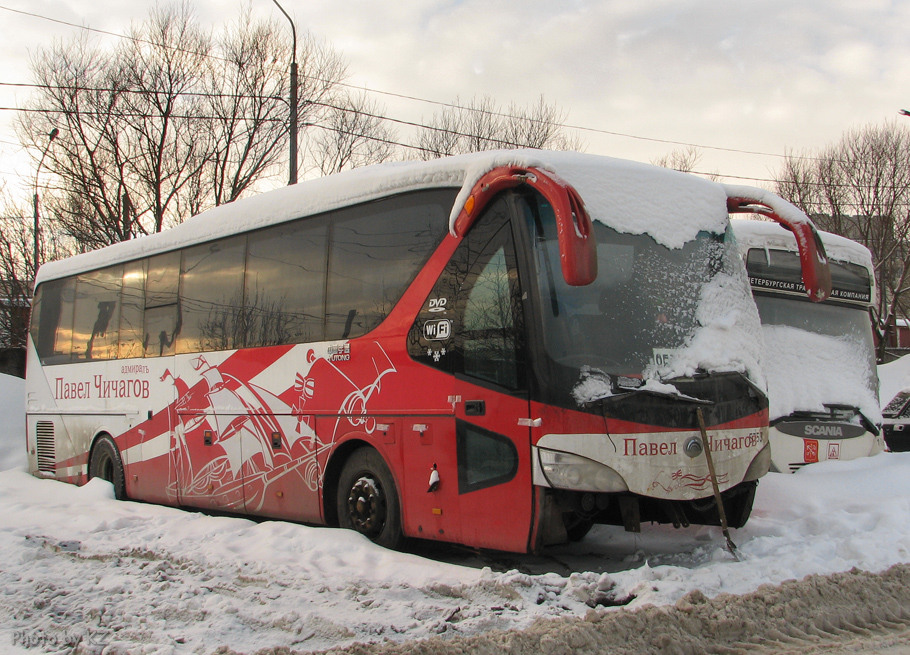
37, 149, 734, 284
722, 184, 813, 227
730, 217, 874, 270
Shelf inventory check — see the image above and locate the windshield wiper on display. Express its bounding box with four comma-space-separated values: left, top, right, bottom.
615, 383, 714, 406
574, 367, 713, 406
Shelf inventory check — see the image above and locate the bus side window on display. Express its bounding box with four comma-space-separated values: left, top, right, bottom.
177, 236, 246, 354
31, 277, 74, 365
144, 251, 181, 358
325, 191, 451, 340
409, 196, 525, 390
245, 217, 329, 347
119, 260, 146, 359
72, 266, 123, 361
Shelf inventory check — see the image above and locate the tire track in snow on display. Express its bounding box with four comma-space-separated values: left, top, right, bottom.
301, 564, 910, 655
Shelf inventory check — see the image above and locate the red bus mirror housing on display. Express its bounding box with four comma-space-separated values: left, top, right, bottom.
453, 166, 598, 286
726, 194, 832, 302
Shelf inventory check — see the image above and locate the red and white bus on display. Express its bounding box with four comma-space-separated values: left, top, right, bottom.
25, 151, 829, 552
731, 218, 883, 473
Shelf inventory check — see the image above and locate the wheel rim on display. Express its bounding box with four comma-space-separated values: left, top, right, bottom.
93, 449, 113, 482
346, 474, 386, 537
100, 455, 113, 482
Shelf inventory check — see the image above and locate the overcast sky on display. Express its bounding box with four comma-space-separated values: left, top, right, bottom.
2, 0, 909, 204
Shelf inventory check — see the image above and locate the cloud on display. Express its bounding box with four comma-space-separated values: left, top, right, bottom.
1, 0, 909, 193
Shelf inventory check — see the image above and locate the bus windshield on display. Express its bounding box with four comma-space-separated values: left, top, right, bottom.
754, 293, 879, 420
741, 243, 880, 424
525, 197, 758, 402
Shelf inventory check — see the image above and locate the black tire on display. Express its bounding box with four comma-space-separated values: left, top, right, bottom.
336, 448, 403, 549
685, 480, 757, 529
88, 435, 127, 500
722, 480, 757, 529
564, 513, 595, 542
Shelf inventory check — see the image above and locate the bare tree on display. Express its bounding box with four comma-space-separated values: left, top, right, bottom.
652, 146, 719, 180
773, 122, 910, 360
117, 2, 210, 235
15, 2, 351, 253
202, 7, 287, 206
503, 96, 584, 152
0, 212, 34, 348
0, 188, 74, 347
204, 10, 349, 202
415, 95, 581, 159
19, 32, 136, 249
652, 146, 701, 173
307, 90, 398, 175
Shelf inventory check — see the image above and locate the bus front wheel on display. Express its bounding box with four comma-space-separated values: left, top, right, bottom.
336, 448, 403, 550
88, 435, 127, 500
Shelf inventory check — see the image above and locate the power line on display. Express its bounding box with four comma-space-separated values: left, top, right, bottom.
0, 81, 285, 103
0, 4, 807, 163
0, 82, 827, 181
0, 99, 857, 186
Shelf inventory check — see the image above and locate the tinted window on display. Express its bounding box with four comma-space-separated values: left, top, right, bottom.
31, 277, 73, 364
462, 242, 521, 388
408, 196, 524, 390
72, 266, 122, 361
325, 190, 452, 340
245, 218, 328, 346
144, 251, 181, 357
746, 248, 872, 304
119, 260, 146, 359
456, 420, 519, 494
178, 236, 246, 354
31, 188, 456, 363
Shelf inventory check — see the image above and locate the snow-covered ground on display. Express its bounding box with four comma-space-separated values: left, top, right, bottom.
1, 370, 909, 654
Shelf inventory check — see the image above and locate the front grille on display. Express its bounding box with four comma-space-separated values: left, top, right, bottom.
35, 421, 56, 473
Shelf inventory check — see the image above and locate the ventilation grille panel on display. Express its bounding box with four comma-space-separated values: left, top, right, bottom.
35, 421, 56, 474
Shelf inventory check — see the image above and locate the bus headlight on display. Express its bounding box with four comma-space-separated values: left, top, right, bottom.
743, 443, 771, 481
537, 448, 628, 492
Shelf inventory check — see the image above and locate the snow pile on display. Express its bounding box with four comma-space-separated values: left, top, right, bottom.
724, 185, 817, 228
2, 373, 910, 654
451, 150, 730, 248
316, 565, 910, 655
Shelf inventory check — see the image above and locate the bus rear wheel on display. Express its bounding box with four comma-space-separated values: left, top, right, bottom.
336, 448, 403, 550
88, 435, 127, 500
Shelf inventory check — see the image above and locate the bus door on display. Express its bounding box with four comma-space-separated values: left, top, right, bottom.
409, 196, 535, 552
170, 353, 245, 511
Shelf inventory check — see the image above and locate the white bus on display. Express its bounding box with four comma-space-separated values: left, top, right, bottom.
732, 219, 883, 473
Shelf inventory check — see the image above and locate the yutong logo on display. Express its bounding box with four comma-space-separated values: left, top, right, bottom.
776, 421, 866, 440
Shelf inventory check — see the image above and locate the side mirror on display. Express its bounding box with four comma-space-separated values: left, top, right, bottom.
453, 166, 597, 286
726, 193, 832, 302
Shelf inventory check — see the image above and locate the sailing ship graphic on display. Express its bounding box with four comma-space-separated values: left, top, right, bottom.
162, 342, 397, 511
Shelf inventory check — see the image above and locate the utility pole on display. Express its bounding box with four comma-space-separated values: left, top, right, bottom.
33, 127, 59, 274
272, 0, 298, 185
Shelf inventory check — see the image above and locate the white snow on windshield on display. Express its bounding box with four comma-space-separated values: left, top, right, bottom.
763, 325, 881, 423
650, 263, 765, 388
